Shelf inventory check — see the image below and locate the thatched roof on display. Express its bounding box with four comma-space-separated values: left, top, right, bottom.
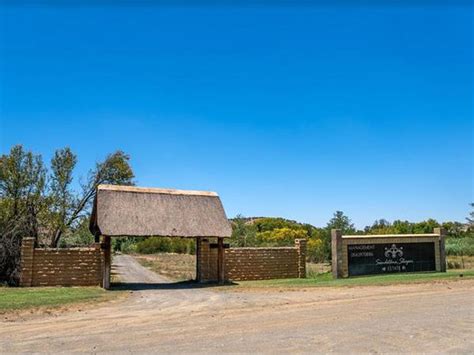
89, 185, 232, 238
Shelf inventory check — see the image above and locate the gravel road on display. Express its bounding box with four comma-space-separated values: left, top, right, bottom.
1, 254, 473, 353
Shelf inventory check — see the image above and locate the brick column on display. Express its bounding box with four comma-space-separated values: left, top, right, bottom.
331, 229, 343, 279
197, 238, 210, 282
19, 238, 35, 287
434, 227, 446, 272
295, 239, 307, 278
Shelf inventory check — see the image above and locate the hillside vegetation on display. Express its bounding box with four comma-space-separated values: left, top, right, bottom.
115, 209, 474, 266
229, 213, 474, 263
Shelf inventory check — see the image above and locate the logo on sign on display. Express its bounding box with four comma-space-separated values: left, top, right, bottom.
376, 243, 414, 271
384, 244, 403, 259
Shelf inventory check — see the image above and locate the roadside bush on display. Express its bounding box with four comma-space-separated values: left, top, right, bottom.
135, 237, 195, 255
114, 237, 140, 253
445, 235, 474, 256
306, 238, 326, 263
136, 238, 170, 253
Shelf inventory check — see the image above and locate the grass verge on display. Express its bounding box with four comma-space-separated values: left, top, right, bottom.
0, 286, 114, 313
233, 270, 474, 288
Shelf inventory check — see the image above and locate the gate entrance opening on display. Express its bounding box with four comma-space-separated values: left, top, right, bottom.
89, 185, 232, 289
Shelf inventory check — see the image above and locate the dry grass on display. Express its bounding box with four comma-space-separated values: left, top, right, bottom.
131, 253, 470, 282
306, 262, 331, 276
133, 253, 196, 281
447, 255, 474, 270
133, 252, 330, 281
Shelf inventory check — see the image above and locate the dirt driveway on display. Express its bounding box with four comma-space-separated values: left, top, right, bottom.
1, 255, 473, 353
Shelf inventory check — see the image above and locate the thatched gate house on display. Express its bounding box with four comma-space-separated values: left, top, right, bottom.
89, 185, 232, 288
20, 184, 306, 288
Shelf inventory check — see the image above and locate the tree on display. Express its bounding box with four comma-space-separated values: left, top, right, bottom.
0, 145, 46, 284
256, 227, 308, 246
253, 217, 303, 233
231, 214, 256, 247
49, 150, 134, 247
467, 203, 474, 229
49, 147, 77, 247
326, 211, 355, 234
364, 219, 393, 234
0, 145, 136, 284
441, 221, 464, 236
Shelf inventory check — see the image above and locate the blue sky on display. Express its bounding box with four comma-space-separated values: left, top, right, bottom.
0, 2, 472, 228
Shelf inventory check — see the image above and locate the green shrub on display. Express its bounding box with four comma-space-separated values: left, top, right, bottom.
112, 237, 143, 253
119, 238, 139, 253
135, 237, 195, 255
446, 235, 474, 256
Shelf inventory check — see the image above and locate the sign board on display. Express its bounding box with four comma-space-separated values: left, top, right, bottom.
348, 242, 436, 276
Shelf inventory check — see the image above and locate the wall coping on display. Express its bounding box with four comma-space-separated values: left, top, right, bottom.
342, 233, 440, 239
227, 247, 297, 250
33, 246, 99, 251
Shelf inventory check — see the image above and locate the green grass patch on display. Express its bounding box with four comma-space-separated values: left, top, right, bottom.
233, 270, 474, 288
0, 287, 112, 312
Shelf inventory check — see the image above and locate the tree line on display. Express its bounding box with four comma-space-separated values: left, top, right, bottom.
0, 145, 134, 285
230, 209, 474, 263
1, 145, 472, 284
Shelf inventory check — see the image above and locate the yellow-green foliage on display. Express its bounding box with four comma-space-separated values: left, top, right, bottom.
230, 216, 331, 262
307, 238, 325, 262
256, 227, 308, 246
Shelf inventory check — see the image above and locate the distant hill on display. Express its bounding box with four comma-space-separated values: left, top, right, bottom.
229, 216, 316, 228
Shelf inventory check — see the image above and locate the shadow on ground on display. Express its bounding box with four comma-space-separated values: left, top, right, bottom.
110, 280, 237, 291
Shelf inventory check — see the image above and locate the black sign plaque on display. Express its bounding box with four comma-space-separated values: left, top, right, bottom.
348, 242, 436, 276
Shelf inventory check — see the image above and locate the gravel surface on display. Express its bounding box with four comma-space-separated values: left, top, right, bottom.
1, 254, 473, 353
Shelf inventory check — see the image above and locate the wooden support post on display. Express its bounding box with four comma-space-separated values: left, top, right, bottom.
102, 236, 111, 289
434, 227, 447, 272
331, 229, 343, 279
217, 237, 225, 284
196, 237, 201, 282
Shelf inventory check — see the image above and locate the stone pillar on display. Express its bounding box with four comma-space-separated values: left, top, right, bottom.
295, 239, 307, 278
434, 227, 447, 272
331, 229, 343, 279
19, 238, 35, 287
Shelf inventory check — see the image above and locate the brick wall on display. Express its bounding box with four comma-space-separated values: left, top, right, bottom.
197, 238, 306, 282
20, 238, 103, 287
